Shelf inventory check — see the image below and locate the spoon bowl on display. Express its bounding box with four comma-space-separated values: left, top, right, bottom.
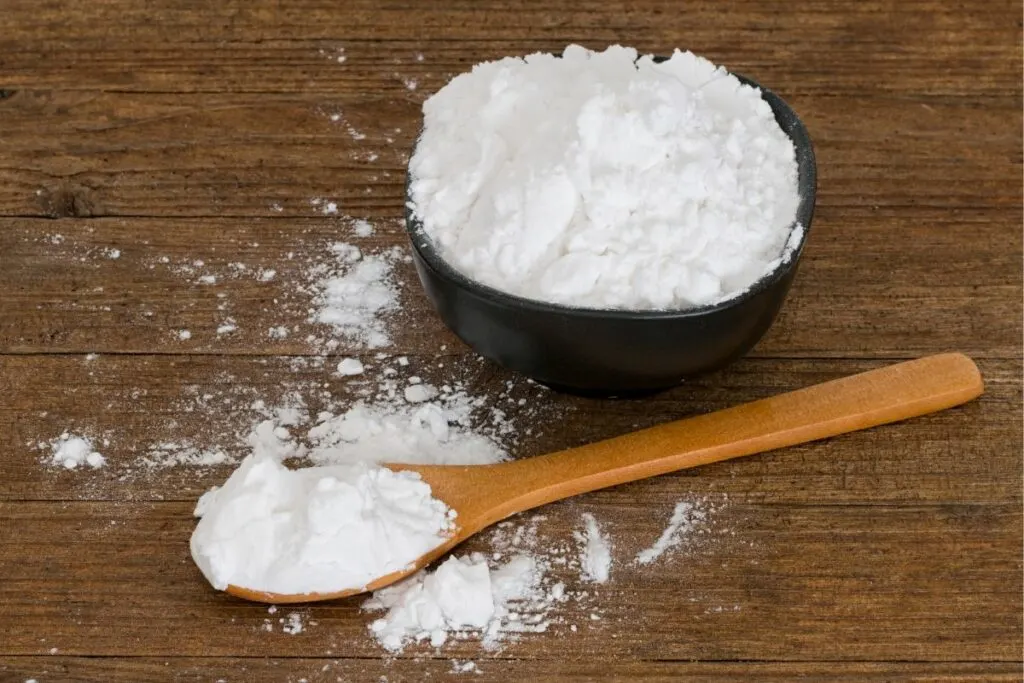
226, 353, 982, 604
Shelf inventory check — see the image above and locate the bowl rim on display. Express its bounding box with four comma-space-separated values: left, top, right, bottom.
403, 66, 817, 321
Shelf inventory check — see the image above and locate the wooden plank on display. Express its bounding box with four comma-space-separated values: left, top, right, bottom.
0, 92, 1019, 218
0, 0, 1018, 97
1, 355, 1018, 504
0, 499, 1019, 660
0, 211, 1019, 357
1, 658, 1021, 683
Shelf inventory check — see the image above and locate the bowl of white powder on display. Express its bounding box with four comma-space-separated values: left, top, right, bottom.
405, 45, 816, 395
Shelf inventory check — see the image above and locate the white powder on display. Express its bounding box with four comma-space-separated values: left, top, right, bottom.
352, 219, 374, 237
306, 399, 506, 467
364, 514, 597, 654
410, 44, 801, 310
177, 329, 192, 340
404, 383, 438, 403
364, 552, 550, 652
336, 357, 365, 375
191, 456, 454, 595
49, 433, 106, 469
450, 660, 479, 674
282, 612, 306, 635
575, 513, 611, 583
312, 243, 403, 349
635, 500, 708, 565
141, 443, 232, 469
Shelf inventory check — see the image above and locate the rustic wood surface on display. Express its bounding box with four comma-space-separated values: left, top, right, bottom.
1, 1, 1021, 682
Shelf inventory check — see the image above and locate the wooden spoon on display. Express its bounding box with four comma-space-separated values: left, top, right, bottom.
226, 352, 983, 604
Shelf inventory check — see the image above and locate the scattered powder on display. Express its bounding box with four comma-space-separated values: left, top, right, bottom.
305, 397, 507, 467
410, 44, 801, 310
191, 456, 454, 595
257, 268, 277, 282
198, 274, 217, 285
450, 661, 479, 674
311, 243, 404, 349
352, 219, 374, 237
140, 443, 232, 469
575, 513, 611, 583
177, 329, 192, 340
635, 500, 709, 565
49, 433, 106, 470
337, 358, 365, 376
363, 513, 602, 653
364, 552, 560, 652
268, 325, 289, 339
216, 320, 237, 335
282, 612, 306, 635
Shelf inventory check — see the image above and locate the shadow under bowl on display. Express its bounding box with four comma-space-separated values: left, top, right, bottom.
404, 72, 817, 397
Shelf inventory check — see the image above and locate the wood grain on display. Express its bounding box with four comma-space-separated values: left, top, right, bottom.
1, 500, 1020, 660
0, 211, 1019, 358
0, 92, 1019, 218
2, 658, 1021, 683
1, 355, 1018, 505
0, 0, 1019, 97
0, 0, 1020, 680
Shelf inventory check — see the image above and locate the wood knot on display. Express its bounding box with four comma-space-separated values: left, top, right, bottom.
0, 89, 15, 100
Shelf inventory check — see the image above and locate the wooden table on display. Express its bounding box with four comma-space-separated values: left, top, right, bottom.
2, 2, 1020, 681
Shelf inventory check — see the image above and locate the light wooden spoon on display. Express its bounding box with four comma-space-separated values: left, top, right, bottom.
226, 352, 983, 604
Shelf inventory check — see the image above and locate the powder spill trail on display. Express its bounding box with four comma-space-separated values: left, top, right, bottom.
307, 242, 406, 350
576, 512, 612, 583
635, 500, 710, 565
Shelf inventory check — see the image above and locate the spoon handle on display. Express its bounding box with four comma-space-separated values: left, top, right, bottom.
492, 353, 983, 514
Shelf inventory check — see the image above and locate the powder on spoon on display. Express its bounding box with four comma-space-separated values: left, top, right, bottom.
410, 44, 801, 310
190, 455, 454, 596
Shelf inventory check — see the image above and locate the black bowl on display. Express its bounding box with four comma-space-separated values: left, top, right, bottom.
404, 72, 816, 396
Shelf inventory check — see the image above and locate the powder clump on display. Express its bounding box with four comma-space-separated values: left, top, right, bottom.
49, 433, 106, 469
364, 552, 553, 652
410, 44, 801, 310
